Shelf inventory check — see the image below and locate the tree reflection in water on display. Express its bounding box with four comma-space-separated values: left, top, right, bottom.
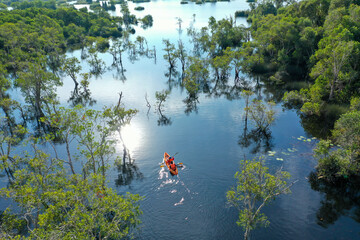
238, 128, 273, 155
183, 95, 199, 115
111, 64, 127, 82
308, 172, 360, 227
157, 114, 172, 126
165, 68, 181, 91
115, 161, 144, 187
68, 83, 96, 107
155, 90, 172, 126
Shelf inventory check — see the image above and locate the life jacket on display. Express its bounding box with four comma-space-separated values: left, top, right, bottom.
167, 157, 174, 164
170, 163, 176, 170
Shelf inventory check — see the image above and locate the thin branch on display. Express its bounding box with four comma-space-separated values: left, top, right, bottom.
116, 92, 123, 110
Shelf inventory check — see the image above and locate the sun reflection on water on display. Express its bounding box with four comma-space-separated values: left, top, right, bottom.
120, 123, 143, 153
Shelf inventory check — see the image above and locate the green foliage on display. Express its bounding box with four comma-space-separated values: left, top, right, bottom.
1, 160, 142, 239
235, 10, 250, 17
162, 39, 177, 69
270, 1, 360, 116
227, 158, 292, 240
155, 90, 170, 114
185, 56, 209, 85
0, 2, 7, 9
132, 0, 150, 2
187, 17, 248, 57
248, 99, 276, 131
121, 1, 137, 27
134, 6, 144, 11
314, 140, 358, 180
140, 14, 153, 29
95, 37, 110, 52
87, 46, 106, 74
31, 176, 142, 239
298, 0, 330, 26
0, 105, 141, 238
350, 97, 360, 111
210, 53, 232, 80
62, 56, 81, 86
310, 25, 358, 102
249, 13, 317, 74
301, 101, 321, 116
332, 110, 360, 154
11, 0, 57, 10
184, 78, 199, 98
0, 208, 27, 238
0, 6, 134, 75
16, 60, 62, 118
314, 109, 360, 180
282, 90, 306, 108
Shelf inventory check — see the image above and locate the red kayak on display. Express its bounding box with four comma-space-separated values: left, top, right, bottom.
164, 152, 178, 175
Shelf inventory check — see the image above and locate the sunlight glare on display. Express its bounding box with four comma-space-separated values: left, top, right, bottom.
120, 123, 142, 152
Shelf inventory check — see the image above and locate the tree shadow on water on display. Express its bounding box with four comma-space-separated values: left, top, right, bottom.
308, 172, 360, 227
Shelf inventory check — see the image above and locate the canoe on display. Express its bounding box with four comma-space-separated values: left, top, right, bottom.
164, 152, 178, 175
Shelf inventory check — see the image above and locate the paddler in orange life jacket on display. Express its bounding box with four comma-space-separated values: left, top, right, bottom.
170, 162, 176, 171
167, 156, 176, 170
167, 156, 174, 165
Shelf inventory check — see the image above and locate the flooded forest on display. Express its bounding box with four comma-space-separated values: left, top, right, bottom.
0, 0, 359, 239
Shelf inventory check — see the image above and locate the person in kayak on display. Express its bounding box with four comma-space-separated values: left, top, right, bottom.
170, 162, 176, 171
167, 156, 174, 165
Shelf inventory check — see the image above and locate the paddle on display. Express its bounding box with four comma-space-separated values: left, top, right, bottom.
160, 163, 183, 167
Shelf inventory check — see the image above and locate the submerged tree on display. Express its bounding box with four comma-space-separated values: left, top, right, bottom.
155, 90, 170, 116
177, 39, 187, 75
68, 73, 96, 107
16, 60, 62, 120
62, 56, 82, 89
155, 90, 172, 126
87, 47, 106, 75
227, 158, 295, 240
248, 99, 276, 132
162, 39, 178, 70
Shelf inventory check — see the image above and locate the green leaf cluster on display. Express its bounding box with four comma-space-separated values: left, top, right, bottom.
248, 99, 276, 131
227, 158, 292, 240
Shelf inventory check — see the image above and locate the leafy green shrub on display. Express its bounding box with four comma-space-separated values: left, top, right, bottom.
282, 90, 306, 108
227, 157, 293, 240
350, 97, 360, 112
134, 6, 145, 11
301, 102, 321, 116
248, 99, 276, 131
314, 140, 358, 180
235, 10, 250, 17
332, 110, 360, 154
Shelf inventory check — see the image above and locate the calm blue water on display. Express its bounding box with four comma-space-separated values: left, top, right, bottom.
9, 0, 360, 239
